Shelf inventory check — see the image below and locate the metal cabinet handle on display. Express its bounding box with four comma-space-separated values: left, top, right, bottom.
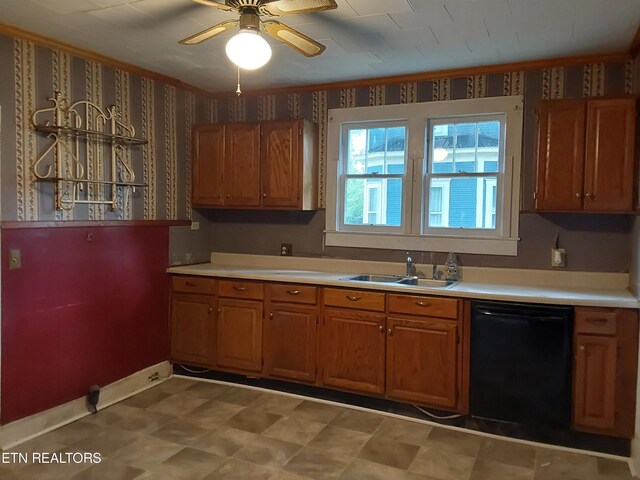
415, 301, 432, 307
388, 328, 393, 336
262, 193, 267, 198
575, 193, 582, 198
269, 313, 274, 318
233, 285, 247, 292
579, 345, 585, 351
346, 295, 362, 302
226, 194, 231, 198
585, 193, 594, 199
217, 308, 221, 313
287, 290, 302, 296
208, 307, 213, 314
378, 325, 384, 333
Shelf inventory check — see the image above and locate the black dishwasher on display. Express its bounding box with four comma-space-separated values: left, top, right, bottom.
470, 300, 573, 429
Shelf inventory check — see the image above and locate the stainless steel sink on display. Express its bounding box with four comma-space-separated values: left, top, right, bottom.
341, 274, 405, 283
341, 274, 456, 288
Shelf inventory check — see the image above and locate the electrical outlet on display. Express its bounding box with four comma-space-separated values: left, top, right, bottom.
190, 221, 200, 230
9, 249, 21, 270
551, 248, 566, 268
280, 243, 292, 256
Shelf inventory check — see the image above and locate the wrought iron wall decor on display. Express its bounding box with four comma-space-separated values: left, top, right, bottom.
31, 92, 147, 211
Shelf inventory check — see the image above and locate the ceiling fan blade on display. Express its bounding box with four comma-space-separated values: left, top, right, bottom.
191, 0, 235, 11
261, 0, 337, 17
179, 19, 239, 45
263, 20, 325, 57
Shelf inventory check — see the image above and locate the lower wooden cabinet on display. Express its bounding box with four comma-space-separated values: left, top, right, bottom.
264, 303, 317, 383
572, 307, 638, 438
216, 298, 263, 373
386, 316, 459, 409
320, 307, 386, 395
171, 293, 216, 367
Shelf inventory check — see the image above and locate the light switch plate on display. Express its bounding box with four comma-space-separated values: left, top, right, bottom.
9, 249, 21, 270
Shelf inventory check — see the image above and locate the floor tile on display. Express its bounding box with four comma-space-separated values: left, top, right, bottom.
340, 459, 432, 480
81, 404, 141, 427
146, 392, 209, 417
477, 437, 536, 469
357, 436, 420, 470
283, 448, 350, 480
374, 417, 433, 446
235, 436, 302, 468
109, 436, 183, 470
224, 408, 283, 434
307, 425, 370, 458
182, 399, 245, 427
150, 418, 209, 445
534, 449, 599, 480
189, 425, 258, 457
115, 409, 176, 434
329, 409, 384, 434
250, 392, 304, 415
8, 434, 67, 455
30, 421, 104, 448
409, 446, 475, 480
184, 381, 231, 399
69, 460, 145, 480
470, 458, 534, 480
264, 416, 327, 445
120, 388, 172, 409
289, 401, 346, 424
423, 427, 483, 458
214, 386, 263, 406
596, 457, 633, 479
156, 378, 199, 394
69, 427, 140, 456
203, 458, 274, 480
153, 447, 225, 480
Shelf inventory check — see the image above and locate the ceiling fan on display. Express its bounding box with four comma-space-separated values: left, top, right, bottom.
179, 0, 338, 67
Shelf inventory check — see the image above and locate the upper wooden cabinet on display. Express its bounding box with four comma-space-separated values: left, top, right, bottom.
535, 97, 636, 212
192, 119, 318, 210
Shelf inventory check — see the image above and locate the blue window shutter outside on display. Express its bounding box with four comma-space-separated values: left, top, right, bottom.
386, 164, 404, 227
450, 178, 477, 227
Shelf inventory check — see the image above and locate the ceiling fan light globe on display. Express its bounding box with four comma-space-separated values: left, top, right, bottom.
225, 30, 272, 70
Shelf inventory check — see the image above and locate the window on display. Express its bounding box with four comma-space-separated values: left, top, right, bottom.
326, 96, 523, 255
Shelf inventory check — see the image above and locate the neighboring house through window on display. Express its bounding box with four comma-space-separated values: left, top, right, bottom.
325, 96, 524, 255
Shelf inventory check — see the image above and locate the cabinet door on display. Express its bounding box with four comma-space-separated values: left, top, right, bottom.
264, 303, 317, 383
584, 98, 636, 211
170, 293, 215, 367
574, 334, 617, 431
216, 298, 263, 373
192, 125, 225, 206
261, 120, 300, 208
320, 308, 386, 395
386, 316, 458, 409
535, 99, 586, 211
224, 123, 261, 207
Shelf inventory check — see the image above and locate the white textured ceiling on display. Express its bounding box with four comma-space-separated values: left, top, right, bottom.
1, 0, 639, 93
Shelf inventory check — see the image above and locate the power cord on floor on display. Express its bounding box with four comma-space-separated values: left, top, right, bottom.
413, 404, 463, 420
176, 363, 211, 374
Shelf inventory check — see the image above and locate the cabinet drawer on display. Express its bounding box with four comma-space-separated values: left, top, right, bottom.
388, 294, 459, 320
269, 284, 317, 304
323, 288, 385, 312
172, 276, 216, 295
218, 279, 264, 300
575, 308, 616, 335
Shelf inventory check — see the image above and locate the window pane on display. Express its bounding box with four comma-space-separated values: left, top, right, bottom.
344, 178, 402, 226
427, 176, 497, 230
431, 119, 501, 174
385, 126, 406, 174
347, 129, 366, 174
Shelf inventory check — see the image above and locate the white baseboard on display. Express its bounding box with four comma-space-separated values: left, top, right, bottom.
630, 439, 639, 477
0, 361, 172, 450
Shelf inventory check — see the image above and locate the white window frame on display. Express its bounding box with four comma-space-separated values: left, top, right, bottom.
325, 96, 523, 256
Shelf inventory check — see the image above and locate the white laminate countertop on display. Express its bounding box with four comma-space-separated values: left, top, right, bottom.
167, 259, 639, 309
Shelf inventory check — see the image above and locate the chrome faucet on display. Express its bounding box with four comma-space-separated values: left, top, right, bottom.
405, 252, 417, 277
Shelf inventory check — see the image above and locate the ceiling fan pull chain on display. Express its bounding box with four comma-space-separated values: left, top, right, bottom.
236, 66, 242, 96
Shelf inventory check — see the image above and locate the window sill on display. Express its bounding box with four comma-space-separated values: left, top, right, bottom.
324, 231, 519, 256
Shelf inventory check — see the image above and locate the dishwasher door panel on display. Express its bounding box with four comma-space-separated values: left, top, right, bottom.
469, 301, 573, 429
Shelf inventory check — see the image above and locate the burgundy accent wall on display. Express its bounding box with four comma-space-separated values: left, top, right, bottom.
1, 225, 170, 424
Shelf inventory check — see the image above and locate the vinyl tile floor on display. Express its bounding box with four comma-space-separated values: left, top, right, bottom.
1, 377, 633, 480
